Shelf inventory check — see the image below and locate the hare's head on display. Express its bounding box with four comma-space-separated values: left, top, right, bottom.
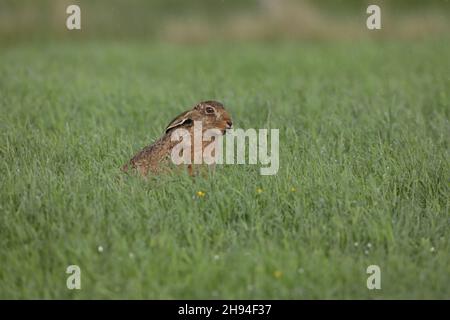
165, 100, 233, 134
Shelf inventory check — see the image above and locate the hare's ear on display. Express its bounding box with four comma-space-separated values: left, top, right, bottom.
165, 110, 194, 134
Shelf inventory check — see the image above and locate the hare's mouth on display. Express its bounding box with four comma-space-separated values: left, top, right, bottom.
225, 120, 233, 130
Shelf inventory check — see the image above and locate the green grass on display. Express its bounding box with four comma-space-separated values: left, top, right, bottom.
0, 41, 449, 299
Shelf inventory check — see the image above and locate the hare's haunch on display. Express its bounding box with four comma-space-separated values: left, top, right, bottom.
122, 100, 233, 176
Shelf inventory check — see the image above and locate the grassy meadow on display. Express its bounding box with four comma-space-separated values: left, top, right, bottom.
0, 40, 448, 299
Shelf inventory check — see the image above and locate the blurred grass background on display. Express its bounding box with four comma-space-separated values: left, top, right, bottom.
0, 0, 449, 44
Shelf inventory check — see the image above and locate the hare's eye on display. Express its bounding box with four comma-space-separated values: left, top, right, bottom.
205, 106, 215, 114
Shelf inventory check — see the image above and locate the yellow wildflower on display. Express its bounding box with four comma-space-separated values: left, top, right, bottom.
273, 270, 283, 279
196, 191, 206, 197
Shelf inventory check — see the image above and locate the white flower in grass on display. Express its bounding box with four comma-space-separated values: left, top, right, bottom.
367, 243, 372, 248
97, 246, 104, 253
213, 255, 220, 261
430, 247, 435, 253
354, 242, 359, 247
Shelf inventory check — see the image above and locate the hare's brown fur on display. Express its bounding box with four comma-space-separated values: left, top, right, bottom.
122, 100, 233, 176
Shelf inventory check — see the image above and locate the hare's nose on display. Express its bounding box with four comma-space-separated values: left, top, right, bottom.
226, 120, 233, 129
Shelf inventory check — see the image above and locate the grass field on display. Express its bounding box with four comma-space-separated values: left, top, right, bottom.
0, 40, 449, 299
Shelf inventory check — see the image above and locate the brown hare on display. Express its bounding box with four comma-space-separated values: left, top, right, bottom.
122, 100, 233, 176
